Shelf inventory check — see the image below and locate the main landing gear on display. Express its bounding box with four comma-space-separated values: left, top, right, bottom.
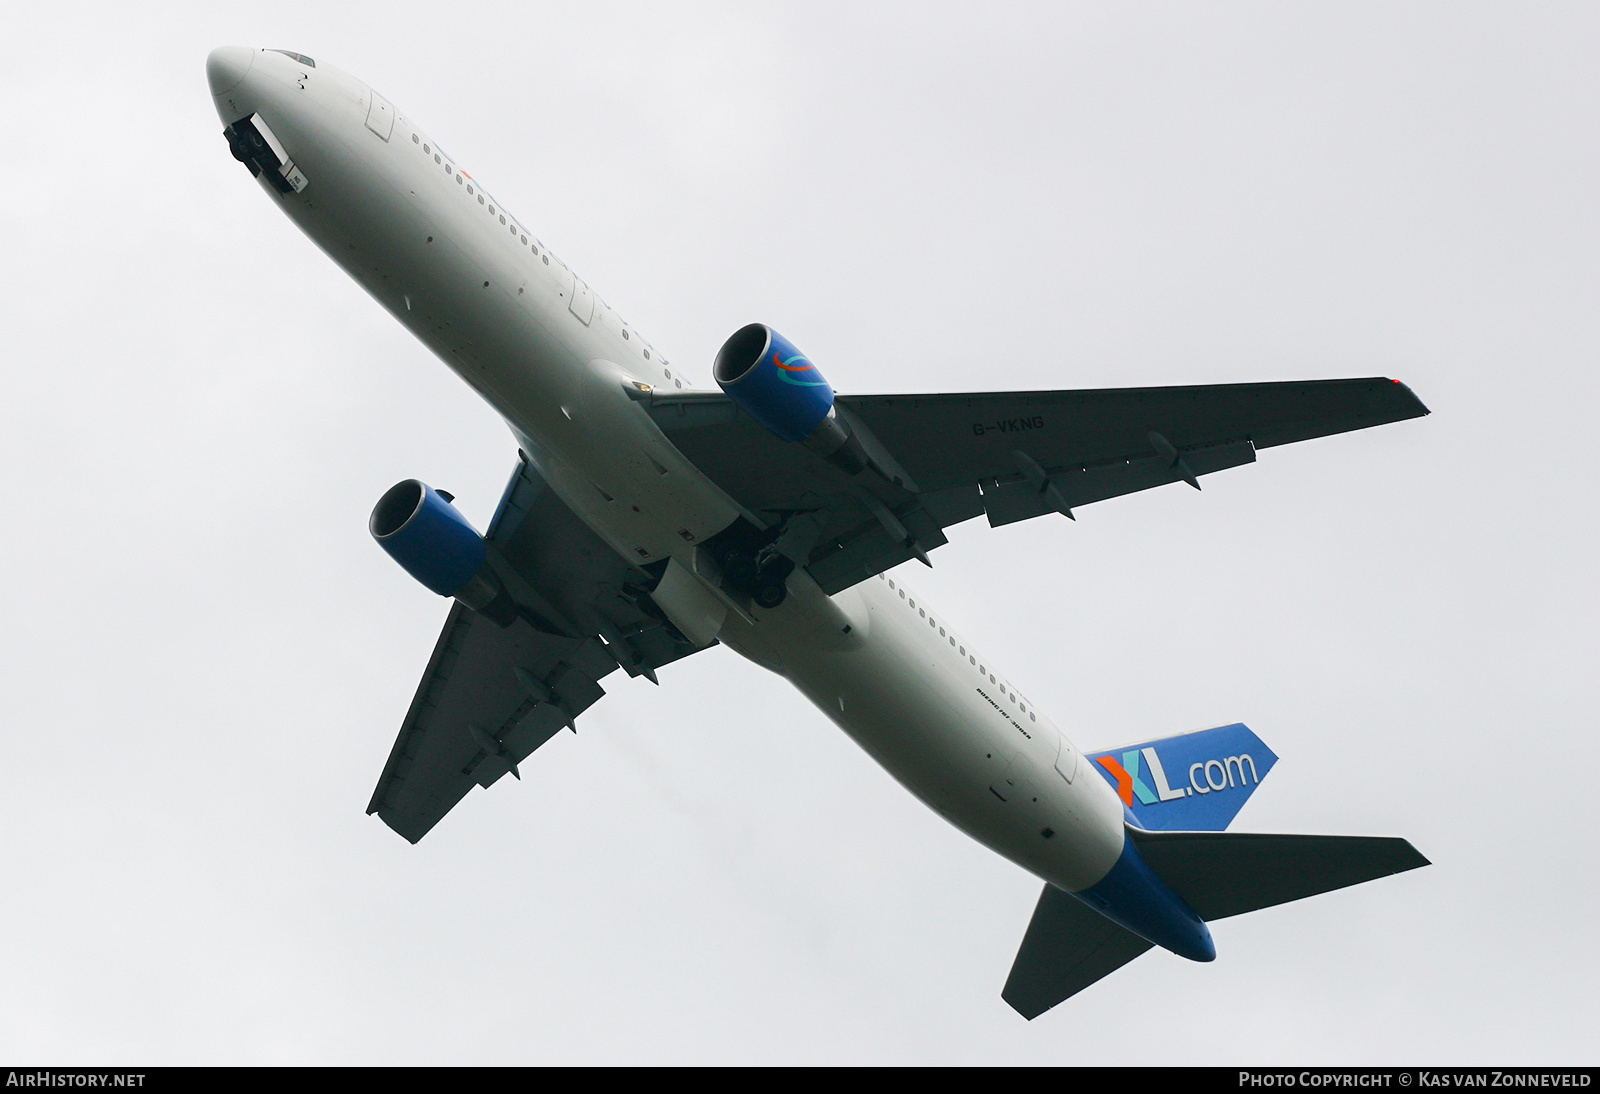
704, 519, 795, 609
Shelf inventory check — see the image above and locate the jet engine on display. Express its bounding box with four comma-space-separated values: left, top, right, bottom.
370, 479, 515, 624
713, 323, 839, 443
713, 323, 919, 489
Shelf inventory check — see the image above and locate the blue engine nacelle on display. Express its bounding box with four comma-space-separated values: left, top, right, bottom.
714, 323, 836, 443
370, 480, 514, 624
714, 323, 921, 489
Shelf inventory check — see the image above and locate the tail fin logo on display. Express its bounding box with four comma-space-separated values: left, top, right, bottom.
1095, 748, 1189, 807
1088, 723, 1279, 831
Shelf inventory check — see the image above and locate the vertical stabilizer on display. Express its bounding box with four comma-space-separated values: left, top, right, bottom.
1088, 722, 1277, 831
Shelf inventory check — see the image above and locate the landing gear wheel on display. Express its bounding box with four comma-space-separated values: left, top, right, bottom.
753, 579, 788, 609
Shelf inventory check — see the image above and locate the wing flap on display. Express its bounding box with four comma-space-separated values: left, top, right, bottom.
980, 438, 1257, 527
366, 602, 614, 842
489, 457, 708, 679
368, 456, 716, 843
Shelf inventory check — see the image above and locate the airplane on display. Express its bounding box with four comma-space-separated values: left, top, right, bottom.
206, 45, 1430, 1018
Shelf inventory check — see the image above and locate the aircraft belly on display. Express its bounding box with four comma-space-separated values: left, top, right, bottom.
526, 448, 703, 569
733, 576, 1125, 893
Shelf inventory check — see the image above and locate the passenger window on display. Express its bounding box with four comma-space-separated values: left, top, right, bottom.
675, 380, 682, 388
521, 235, 527, 244
424, 144, 431, 153
499, 215, 506, 225
664, 369, 672, 379
622, 331, 629, 340
643, 349, 650, 359
412, 134, 419, 144
478, 195, 484, 205
466, 185, 473, 194
542, 255, 549, 264
489, 205, 495, 214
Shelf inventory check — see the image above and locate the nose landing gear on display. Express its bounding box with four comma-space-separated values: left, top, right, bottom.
222, 113, 308, 194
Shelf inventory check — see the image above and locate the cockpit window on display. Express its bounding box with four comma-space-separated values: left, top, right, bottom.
269, 50, 316, 67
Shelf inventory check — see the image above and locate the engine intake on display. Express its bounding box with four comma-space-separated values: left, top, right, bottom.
714, 323, 835, 443
370, 480, 514, 624
714, 323, 924, 491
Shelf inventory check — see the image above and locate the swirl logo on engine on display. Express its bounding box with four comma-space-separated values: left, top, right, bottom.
773, 351, 829, 387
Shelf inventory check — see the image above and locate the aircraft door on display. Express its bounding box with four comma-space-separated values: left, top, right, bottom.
568, 273, 594, 326
1053, 730, 1078, 783
365, 93, 395, 141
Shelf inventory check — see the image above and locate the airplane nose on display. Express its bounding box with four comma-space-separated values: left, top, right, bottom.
206, 46, 254, 97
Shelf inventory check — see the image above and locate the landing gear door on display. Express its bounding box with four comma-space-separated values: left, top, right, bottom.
223, 114, 309, 195
1054, 729, 1077, 783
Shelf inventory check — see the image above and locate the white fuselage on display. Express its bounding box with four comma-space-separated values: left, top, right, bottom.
210, 48, 1127, 894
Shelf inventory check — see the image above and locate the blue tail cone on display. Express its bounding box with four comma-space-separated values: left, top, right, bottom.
1073, 831, 1216, 962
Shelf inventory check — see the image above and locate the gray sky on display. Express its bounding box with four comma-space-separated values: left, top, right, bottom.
1, 1, 1594, 1064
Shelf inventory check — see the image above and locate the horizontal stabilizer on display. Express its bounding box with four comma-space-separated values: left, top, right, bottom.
1003, 830, 1428, 1018
1001, 885, 1153, 1019
1088, 722, 1278, 831
1131, 829, 1430, 921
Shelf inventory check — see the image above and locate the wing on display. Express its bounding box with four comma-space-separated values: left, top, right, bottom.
645, 378, 1428, 594
367, 456, 708, 843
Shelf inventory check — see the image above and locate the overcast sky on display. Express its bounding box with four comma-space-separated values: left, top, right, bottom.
1, 1, 1594, 1065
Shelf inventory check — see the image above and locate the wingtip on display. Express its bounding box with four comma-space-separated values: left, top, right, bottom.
1000, 991, 1047, 1021
1386, 378, 1431, 418
1398, 838, 1431, 871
